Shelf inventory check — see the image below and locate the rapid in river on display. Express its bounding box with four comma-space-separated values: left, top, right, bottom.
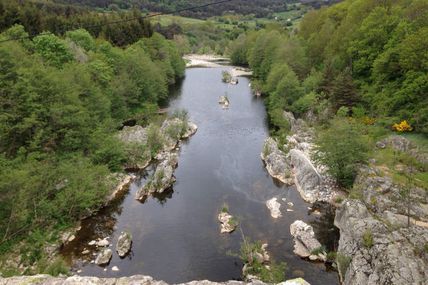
61, 66, 339, 285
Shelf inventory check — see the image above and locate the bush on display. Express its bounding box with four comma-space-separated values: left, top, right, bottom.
315, 118, 369, 189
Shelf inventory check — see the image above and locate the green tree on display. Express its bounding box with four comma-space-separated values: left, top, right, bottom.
315, 118, 368, 188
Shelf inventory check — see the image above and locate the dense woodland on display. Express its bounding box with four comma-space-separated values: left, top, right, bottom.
0, 0, 152, 46
229, 0, 427, 187
0, 21, 184, 272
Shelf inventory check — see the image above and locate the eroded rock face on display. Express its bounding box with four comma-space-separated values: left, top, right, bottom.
266, 198, 282, 218
135, 153, 178, 201
290, 220, 325, 261
261, 112, 337, 203
116, 231, 132, 257
94, 248, 112, 265
261, 138, 293, 184
335, 199, 428, 285
289, 149, 331, 204
0, 275, 311, 285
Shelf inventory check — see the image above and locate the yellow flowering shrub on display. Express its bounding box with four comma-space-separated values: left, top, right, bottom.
392, 120, 413, 132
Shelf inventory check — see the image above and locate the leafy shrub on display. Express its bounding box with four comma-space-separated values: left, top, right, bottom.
315, 118, 369, 189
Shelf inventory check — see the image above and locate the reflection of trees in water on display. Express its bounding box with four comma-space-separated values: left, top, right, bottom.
308, 202, 340, 252
61, 168, 175, 262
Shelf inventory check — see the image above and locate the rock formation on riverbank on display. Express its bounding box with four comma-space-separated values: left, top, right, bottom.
0, 275, 310, 285
334, 165, 428, 285
261, 111, 337, 203
136, 153, 178, 201
290, 220, 326, 262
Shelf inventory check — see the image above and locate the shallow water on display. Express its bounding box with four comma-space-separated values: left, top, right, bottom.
61, 67, 339, 284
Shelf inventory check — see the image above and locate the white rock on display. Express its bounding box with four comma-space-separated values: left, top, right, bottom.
266, 198, 282, 218
111, 266, 119, 271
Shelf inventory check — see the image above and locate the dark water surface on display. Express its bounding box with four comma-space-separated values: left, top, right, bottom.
62, 67, 339, 284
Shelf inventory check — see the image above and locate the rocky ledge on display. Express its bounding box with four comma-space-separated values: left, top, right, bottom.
0, 275, 310, 285
261, 111, 337, 203
334, 166, 428, 285
290, 220, 326, 262
136, 153, 178, 201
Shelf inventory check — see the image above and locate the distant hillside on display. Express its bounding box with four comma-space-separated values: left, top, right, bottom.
53, 0, 294, 18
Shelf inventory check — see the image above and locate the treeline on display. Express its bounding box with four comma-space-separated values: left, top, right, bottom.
230, 0, 428, 134
0, 0, 152, 46
0, 25, 184, 266
55, 0, 292, 19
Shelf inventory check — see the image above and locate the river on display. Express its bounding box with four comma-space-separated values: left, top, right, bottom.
61, 66, 339, 284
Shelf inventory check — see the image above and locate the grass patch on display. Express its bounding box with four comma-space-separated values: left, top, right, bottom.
336, 253, 352, 278
362, 229, 374, 248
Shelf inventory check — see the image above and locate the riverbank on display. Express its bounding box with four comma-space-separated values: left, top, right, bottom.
184, 54, 253, 77
259, 108, 428, 284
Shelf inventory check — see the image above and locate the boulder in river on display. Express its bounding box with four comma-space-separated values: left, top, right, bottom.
116, 231, 132, 257
266, 198, 282, 218
95, 248, 112, 265
218, 211, 238, 233
290, 220, 326, 262
218, 96, 230, 108
135, 153, 178, 201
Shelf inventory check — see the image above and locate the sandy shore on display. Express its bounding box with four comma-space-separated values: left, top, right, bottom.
183, 54, 253, 77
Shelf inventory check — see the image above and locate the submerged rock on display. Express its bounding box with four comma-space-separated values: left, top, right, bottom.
218, 211, 237, 233
290, 220, 325, 262
135, 153, 178, 201
116, 231, 132, 257
95, 248, 112, 265
266, 198, 282, 218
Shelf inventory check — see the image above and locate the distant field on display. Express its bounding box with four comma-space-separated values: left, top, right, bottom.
151, 15, 207, 26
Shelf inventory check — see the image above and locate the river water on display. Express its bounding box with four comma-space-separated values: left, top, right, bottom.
62, 67, 339, 284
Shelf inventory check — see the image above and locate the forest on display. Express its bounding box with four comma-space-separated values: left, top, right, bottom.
0, 0, 152, 46
228, 0, 427, 187
53, 0, 292, 19
0, 21, 184, 273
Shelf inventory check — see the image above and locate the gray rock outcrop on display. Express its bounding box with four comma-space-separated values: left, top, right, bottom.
0, 275, 311, 285
260, 137, 293, 184
135, 153, 178, 201
379, 135, 428, 165
335, 199, 428, 285
289, 220, 325, 262
116, 231, 132, 257
261, 112, 337, 203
